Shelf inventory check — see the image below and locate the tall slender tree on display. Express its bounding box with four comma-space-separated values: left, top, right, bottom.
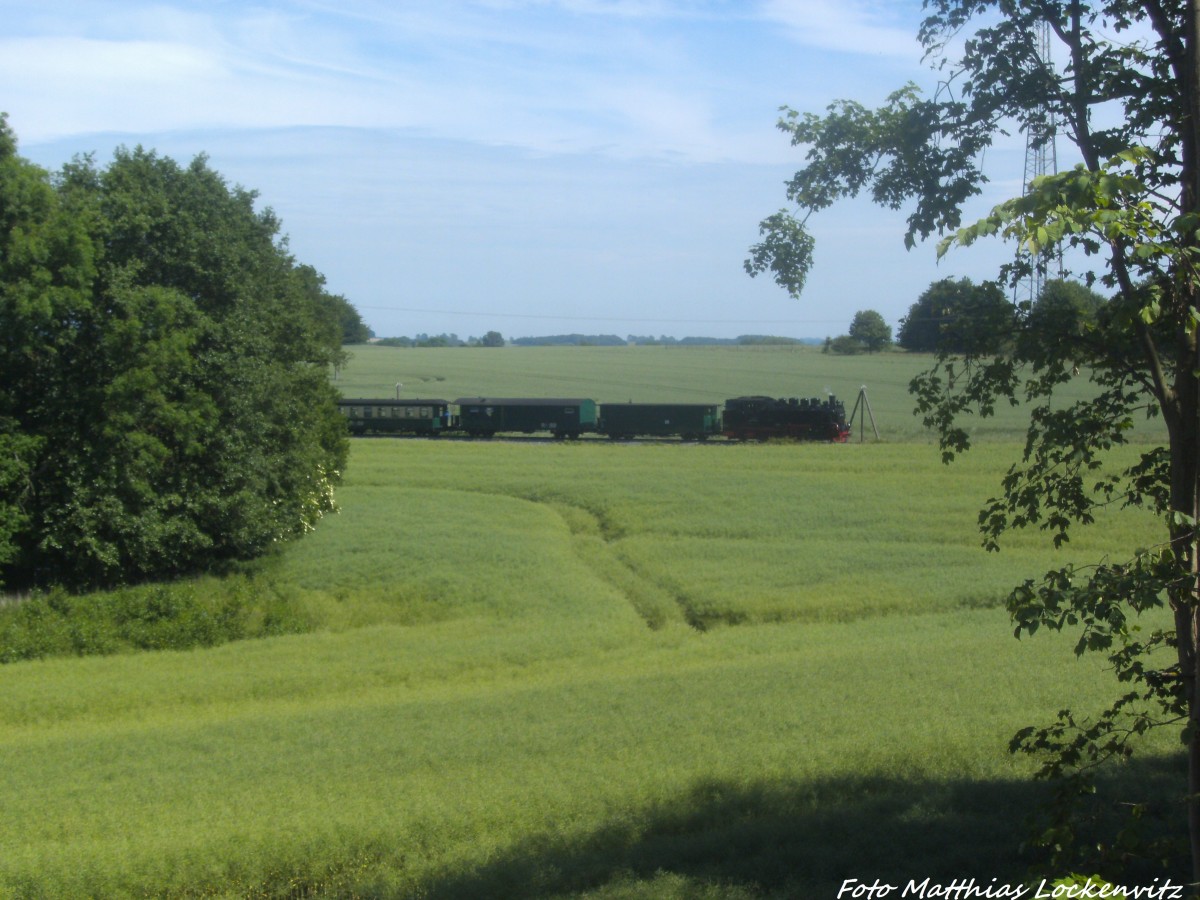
747, 1, 1200, 879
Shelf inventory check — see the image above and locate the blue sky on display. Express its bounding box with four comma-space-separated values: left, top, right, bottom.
2, 0, 1032, 340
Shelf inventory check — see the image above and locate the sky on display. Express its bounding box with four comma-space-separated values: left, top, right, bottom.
2, 0, 1040, 340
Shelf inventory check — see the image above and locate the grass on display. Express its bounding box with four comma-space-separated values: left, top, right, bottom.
285, 440, 1159, 631
0, 346, 1184, 897
0, 605, 1159, 898
0, 573, 309, 662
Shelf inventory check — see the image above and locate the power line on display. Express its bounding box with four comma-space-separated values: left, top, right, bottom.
354, 304, 848, 326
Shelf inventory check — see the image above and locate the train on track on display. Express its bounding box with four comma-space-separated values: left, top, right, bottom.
336, 393, 851, 442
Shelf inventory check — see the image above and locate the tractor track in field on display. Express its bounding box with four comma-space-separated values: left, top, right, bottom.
529, 494, 707, 632
448, 485, 709, 632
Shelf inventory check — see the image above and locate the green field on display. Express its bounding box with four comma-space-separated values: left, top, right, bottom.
0, 346, 1181, 898
334, 343, 1144, 444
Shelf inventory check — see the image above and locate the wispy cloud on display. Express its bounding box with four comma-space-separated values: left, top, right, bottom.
2, 1, 812, 160
4, 0, 1013, 340
757, 0, 921, 58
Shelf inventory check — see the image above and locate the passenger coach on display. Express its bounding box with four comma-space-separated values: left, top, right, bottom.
336, 399, 453, 435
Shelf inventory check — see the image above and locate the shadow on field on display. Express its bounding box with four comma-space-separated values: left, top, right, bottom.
418, 757, 1188, 900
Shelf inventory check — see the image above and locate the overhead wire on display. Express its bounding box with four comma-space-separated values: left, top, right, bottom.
354, 304, 848, 326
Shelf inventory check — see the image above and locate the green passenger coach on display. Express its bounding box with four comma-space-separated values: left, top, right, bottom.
454, 398, 597, 439
337, 399, 452, 435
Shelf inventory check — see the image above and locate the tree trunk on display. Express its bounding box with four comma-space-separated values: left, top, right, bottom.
1178, 418, 1200, 886
1179, 0, 1200, 881
1163, 362, 1200, 883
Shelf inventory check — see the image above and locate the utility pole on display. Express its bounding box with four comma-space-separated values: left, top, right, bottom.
848, 386, 879, 443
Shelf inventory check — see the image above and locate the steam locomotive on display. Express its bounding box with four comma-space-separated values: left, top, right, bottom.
336, 393, 850, 442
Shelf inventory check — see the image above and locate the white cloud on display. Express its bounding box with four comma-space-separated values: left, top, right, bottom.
474, 0, 679, 14
757, 0, 920, 58
6, 1, 887, 161
7, 0, 1020, 340
0, 36, 226, 140
1, 35, 219, 84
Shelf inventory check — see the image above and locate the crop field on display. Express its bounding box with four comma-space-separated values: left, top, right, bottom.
334, 343, 1153, 444
0, 346, 1182, 898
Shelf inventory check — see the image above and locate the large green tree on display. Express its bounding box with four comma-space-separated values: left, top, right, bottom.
0, 119, 348, 589
747, 0, 1200, 880
898, 277, 1013, 353
295, 264, 371, 344
847, 309, 893, 353
0, 117, 97, 586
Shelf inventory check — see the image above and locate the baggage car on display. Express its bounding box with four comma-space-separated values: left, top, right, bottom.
598, 402, 721, 440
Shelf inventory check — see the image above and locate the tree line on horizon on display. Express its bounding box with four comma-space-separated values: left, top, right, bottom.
372, 332, 822, 347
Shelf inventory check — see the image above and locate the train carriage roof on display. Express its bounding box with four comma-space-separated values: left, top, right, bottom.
600, 401, 719, 408
454, 397, 595, 406
337, 398, 450, 406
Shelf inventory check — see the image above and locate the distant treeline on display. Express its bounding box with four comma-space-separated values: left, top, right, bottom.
516, 334, 818, 347
374, 332, 500, 348
374, 333, 820, 347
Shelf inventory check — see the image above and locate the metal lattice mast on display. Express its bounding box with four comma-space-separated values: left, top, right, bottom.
1016, 19, 1059, 307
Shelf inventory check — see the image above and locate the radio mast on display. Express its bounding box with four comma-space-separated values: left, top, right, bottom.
1015, 19, 1059, 307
